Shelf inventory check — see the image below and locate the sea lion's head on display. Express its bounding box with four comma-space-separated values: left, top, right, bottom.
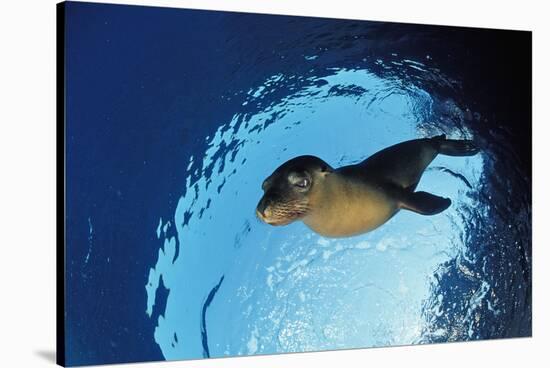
256, 155, 333, 226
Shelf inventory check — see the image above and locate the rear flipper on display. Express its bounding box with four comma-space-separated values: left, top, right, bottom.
432, 134, 479, 156
399, 191, 451, 215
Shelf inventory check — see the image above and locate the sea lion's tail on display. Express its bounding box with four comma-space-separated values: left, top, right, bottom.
432, 134, 479, 156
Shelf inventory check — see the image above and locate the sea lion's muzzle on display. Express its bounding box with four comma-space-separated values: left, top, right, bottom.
256, 197, 279, 225
256, 196, 297, 226
256, 196, 270, 218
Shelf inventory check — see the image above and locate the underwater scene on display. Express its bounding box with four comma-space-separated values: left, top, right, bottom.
63, 2, 531, 366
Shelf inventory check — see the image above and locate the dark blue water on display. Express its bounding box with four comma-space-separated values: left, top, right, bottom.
64, 2, 531, 366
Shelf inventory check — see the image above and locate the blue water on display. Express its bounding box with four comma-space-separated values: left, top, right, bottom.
64, 2, 531, 366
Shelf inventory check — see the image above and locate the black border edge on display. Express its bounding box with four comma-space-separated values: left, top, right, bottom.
56, 2, 66, 367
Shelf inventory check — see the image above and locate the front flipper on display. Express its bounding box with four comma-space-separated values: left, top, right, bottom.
399, 191, 451, 215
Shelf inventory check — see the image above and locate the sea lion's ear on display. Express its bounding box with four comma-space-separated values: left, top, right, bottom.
320, 164, 333, 176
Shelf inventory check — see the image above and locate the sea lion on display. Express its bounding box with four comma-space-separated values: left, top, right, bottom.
256, 135, 478, 238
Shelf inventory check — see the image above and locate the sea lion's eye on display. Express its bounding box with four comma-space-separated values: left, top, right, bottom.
295, 178, 310, 188
288, 172, 311, 189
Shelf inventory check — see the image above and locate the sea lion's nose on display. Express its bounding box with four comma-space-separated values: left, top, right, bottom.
257, 198, 268, 216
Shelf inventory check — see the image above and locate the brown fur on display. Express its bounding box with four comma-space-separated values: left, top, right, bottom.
256, 136, 478, 237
